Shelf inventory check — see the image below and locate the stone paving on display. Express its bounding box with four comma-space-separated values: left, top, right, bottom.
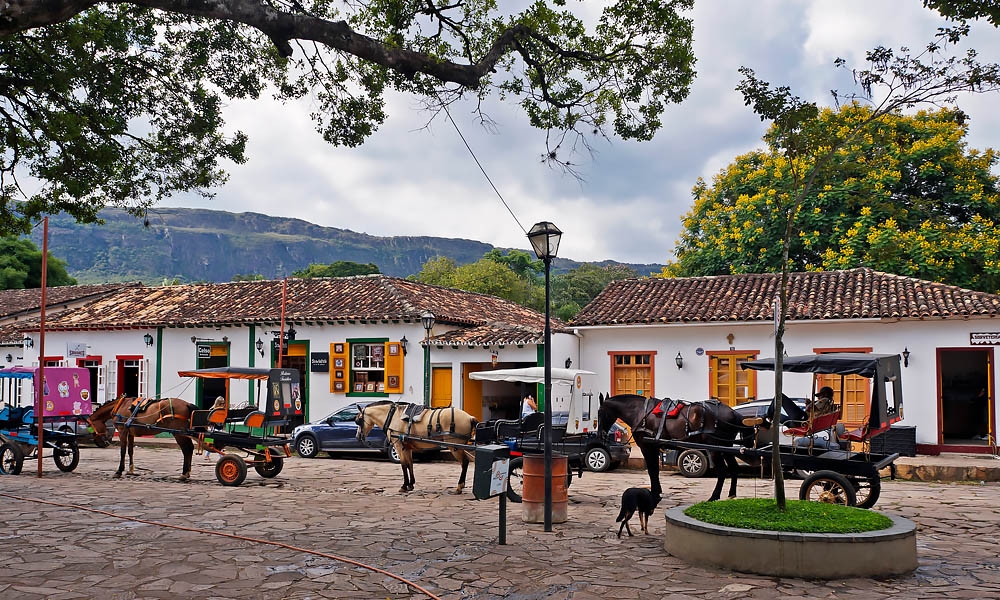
1, 445, 998, 599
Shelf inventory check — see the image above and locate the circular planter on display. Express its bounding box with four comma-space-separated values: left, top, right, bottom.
664, 506, 917, 579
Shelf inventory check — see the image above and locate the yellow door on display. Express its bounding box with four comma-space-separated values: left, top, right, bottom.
462, 365, 484, 421
710, 353, 757, 406
431, 367, 452, 408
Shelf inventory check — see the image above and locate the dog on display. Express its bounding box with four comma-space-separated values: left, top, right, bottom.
616, 487, 660, 538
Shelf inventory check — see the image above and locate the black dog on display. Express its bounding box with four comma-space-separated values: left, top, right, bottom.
616, 487, 660, 537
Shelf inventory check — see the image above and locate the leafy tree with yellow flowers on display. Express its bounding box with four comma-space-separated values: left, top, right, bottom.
669, 105, 1000, 293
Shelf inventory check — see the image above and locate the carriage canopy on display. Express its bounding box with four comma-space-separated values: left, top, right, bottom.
470, 367, 599, 434
740, 353, 903, 431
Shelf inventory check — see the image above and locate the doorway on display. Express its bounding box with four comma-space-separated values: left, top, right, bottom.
939, 348, 992, 445
196, 343, 229, 409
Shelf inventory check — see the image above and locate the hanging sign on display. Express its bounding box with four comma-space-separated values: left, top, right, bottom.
970, 332, 1000, 345
311, 352, 330, 372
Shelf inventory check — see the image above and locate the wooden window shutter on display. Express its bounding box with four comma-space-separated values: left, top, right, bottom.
330, 342, 349, 394
384, 342, 404, 393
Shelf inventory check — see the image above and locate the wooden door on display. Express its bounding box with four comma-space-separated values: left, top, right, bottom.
431, 367, 452, 408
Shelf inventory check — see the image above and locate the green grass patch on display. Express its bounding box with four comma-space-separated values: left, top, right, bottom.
684, 498, 893, 533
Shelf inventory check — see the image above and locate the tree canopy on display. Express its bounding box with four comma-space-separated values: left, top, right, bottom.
668, 105, 1000, 293
0, 236, 77, 289
292, 261, 380, 278
2, 1, 696, 236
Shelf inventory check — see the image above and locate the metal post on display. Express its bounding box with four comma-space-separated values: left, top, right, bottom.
423, 330, 431, 408
543, 256, 553, 532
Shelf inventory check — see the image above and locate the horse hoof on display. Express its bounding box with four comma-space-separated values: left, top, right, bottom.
178, 474, 190, 482
113, 472, 122, 479
449, 489, 463, 495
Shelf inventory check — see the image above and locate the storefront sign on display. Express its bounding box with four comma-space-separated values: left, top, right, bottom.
970, 332, 1000, 345
66, 343, 87, 359
197, 344, 212, 358
311, 352, 329, 372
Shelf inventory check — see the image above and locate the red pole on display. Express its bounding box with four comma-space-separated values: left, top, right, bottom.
277, 278, 287, 368
37, 217, 48, 477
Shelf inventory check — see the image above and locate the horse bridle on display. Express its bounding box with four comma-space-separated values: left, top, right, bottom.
356, 402, 399, 448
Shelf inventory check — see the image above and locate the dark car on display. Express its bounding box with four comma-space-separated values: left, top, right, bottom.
291, 401, 400, 462
662, 398, 807, 478
498, 412, 631, 472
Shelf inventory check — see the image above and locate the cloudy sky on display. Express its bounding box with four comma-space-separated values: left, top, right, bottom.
161, 1, 1000, 266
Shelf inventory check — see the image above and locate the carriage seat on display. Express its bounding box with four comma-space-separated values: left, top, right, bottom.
243, 411, 266, 429
492, 419, 521, 440
521, 411, 545, 433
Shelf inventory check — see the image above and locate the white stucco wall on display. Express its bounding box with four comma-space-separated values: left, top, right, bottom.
575, 318, 999, 446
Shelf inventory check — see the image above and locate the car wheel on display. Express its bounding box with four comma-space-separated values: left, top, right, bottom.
677, 449, 710, 478
295, 434, 319, 458
386, 443, 401, 464
584, 447, 612, 473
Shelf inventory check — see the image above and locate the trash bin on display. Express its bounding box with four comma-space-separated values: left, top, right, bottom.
522, 453, 568, 524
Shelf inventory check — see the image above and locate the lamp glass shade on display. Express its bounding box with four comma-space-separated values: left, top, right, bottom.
675, 352, 683, 368
527, 221, 562, 260
143, 333, 154, 346
420, 311, 435, 331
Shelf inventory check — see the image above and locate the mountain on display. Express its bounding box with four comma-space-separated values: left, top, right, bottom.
32, 208, 666, 283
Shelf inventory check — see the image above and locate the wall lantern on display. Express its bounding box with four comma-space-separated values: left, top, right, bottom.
902, 347, 910, 368
256, 338, 265, 357
675, 352, 684, 369
23, 336, 33, 349
400, 335, 408, 356
286, 328, 296, 341
4, 354, 12, 363
143, 333, 154, 347
565, 357, 573, 369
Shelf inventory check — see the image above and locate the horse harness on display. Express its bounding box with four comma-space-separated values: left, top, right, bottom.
118, 396, 185, 429
636, 397, 708, 441
375, 403, 471, 442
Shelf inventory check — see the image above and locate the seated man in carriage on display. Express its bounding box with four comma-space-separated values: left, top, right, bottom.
756, 387, 840, 450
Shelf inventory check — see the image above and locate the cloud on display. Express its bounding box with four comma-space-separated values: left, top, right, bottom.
162, 1, 1000, 266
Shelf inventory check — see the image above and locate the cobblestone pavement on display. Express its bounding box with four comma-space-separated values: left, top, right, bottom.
1, 446, 998, 599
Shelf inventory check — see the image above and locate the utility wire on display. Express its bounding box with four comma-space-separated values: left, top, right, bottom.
438, 98, 528, 235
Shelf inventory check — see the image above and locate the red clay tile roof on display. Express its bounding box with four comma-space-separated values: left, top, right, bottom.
0, 283, 138, 320
570, 268, 1000, 326
37, 276, 560, 345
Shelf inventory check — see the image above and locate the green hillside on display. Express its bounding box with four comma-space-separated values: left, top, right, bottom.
32, 208, 664, 284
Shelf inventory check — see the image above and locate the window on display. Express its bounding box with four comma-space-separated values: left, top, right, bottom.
609, 352, 655, 396
350, 341, 387, 394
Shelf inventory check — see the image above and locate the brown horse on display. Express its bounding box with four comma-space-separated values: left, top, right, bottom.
597, 395, 755, 502
88, 396, 197, 480
356, 401, 477, 494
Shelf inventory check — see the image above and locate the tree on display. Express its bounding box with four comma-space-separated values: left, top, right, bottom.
292, 261, 380, 278
231, 274, 265, 282
924, 1, 1000, 26
452, 259, 530, 304
553, 263, 638, 320
668, 105, 1000, 293
483, 249, 542, 281
2, 1, 696, 235
411, 256, 458, 287
0, 236, 77, 289
709, 28, 1000, 509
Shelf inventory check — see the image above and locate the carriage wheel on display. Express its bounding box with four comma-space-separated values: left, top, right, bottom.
253, 455, 284, 478
0, 442, 24, 475
799, 471, 857, 506
53, 441, 81, 472
506, 457, 524, 503
848, 475, 881, 509
215, 455, 248, 486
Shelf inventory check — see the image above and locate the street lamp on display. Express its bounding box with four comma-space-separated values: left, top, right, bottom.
143, 333, 154, 347
421, 311, 435, 408
527, 220, 562, 532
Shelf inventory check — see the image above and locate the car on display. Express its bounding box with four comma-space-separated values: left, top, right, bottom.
291, 401, 401, 462
662, 398, 808, 478
502, 412, 631, 472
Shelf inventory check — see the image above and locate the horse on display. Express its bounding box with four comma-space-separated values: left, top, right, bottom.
88, 396, 198, 480
356, 401, 477, 494
597, 395, 755, 502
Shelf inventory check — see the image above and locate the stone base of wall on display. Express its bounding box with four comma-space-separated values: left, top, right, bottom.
664, 507, 917, 579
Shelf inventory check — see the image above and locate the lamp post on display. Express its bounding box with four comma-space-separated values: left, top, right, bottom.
527, 221, 562, 532
421, 311, 435, 408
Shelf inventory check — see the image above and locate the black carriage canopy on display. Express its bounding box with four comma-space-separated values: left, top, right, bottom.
740, 353, 904, 432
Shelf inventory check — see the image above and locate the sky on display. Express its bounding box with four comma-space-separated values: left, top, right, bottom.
160, 1, 1000, 267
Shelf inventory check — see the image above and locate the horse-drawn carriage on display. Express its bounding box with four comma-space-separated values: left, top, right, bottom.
597, 353, 905, 509
89, 367, 299, 486
0, 366, 93, 475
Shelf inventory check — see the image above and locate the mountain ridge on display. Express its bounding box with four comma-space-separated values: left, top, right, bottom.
31, 208, 666, 283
